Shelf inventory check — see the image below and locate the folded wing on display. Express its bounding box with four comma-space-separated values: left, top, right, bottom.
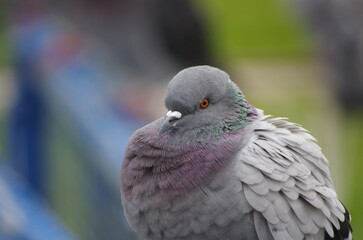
237, 112, 352, 240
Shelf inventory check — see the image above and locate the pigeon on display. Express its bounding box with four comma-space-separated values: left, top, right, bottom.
120, 65, 352, 240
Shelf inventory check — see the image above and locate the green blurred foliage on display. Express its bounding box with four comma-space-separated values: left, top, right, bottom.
196, 0, 312, 59
342, 113, 363, 239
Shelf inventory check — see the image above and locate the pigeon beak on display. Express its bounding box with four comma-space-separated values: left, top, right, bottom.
160, 110, 182, 134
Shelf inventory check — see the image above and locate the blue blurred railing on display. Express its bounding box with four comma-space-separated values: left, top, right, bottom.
0, 161, 77, 240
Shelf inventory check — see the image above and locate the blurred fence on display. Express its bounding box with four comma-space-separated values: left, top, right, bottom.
0, 161, 76, 240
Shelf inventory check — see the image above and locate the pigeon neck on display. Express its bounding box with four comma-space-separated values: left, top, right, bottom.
121, 124, 245, 202
221, 83, 258, 133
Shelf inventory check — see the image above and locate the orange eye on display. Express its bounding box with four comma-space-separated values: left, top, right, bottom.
199, 98, 210, 108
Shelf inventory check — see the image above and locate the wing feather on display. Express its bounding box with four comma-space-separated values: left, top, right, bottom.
244, 185, 270, 212
254, 211, 275, 240
250, 178, 270, 195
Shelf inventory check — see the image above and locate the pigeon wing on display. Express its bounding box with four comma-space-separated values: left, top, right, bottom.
237, 112, 352, 240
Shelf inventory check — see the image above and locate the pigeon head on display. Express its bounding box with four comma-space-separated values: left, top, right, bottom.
161, 65, 256, 136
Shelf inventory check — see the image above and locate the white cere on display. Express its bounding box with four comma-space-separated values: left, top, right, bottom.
166, 110, 182, 119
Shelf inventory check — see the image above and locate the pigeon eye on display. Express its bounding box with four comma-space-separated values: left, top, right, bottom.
199, 98, 210, 109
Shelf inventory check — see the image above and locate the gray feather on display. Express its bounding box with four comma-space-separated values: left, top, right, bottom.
254, 211, 274, 240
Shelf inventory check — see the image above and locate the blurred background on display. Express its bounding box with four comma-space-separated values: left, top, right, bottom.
0, 0, 362, 239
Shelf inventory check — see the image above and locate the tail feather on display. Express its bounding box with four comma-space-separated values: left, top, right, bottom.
325, 203, 352, 240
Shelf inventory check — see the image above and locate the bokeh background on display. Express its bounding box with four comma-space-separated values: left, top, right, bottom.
0, 0, 362, 239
